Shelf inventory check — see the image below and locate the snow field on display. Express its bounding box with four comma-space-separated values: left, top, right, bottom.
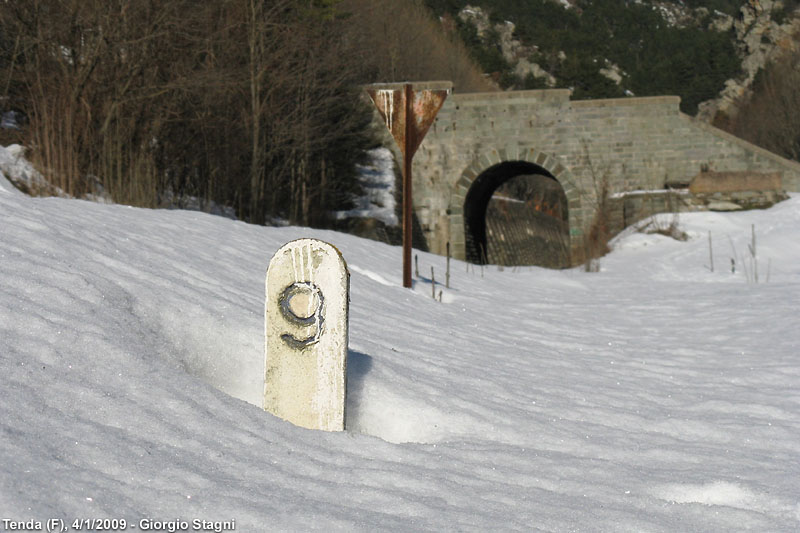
1, 179, 799, 530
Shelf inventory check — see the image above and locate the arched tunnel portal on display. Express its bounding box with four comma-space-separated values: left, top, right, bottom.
463, 161, 570, 268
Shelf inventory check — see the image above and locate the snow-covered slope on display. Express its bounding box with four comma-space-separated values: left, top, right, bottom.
2, 181, 799, 531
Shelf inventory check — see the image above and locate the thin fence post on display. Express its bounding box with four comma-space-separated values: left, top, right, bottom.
431, 266, 435, 299
751, 224, 758, 283
446, 242, 451, 289
708, 231, 714, 272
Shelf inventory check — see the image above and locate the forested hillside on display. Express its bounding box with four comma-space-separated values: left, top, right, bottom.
427, 0, 744, 114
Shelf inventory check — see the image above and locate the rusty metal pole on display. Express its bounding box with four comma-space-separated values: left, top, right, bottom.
364, 81, 450, 289
402, 83, 413, 288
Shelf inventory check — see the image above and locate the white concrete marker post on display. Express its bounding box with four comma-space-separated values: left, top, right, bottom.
264, 239, 349, 431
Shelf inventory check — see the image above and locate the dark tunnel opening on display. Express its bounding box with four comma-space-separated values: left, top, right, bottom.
463, 161, 570, 267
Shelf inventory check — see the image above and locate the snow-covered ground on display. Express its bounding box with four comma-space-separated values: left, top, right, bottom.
1, 173, 799, 530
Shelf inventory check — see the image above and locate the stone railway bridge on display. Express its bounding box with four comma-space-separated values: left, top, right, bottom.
380, 87, 800, 265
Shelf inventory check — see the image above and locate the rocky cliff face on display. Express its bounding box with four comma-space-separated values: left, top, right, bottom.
697, 0, 800, 121
458, 6, 557, 88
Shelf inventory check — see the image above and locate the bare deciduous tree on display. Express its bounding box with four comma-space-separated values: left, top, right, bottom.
1, 0, 490, 225
718, 40, 800, 163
